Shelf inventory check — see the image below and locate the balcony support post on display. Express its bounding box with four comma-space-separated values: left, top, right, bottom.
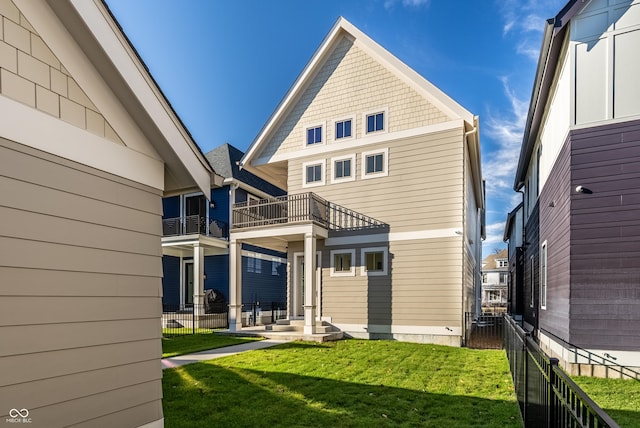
303, 232, 317, 335
193, 243, 205, 327
229, 239, 243, 332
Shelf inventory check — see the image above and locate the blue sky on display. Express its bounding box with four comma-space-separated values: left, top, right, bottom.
106, 0, 566, 255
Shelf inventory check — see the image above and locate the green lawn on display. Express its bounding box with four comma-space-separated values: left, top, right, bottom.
162, 332, 263, 358
163, 340, 520, 427
572, 376, 640, 428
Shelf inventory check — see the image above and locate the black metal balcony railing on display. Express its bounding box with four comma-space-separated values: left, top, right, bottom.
232, 192, 386, 231
162, 215, 228, 239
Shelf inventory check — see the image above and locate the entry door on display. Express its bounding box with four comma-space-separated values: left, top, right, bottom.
184, 194, 206, 234
184, 261, 194, 308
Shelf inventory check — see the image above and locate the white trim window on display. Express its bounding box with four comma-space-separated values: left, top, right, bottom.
330, 154, 356, 184
333, 116, 354, 141
540, 241, 547, 310
361, 247, 388, 276
361, 148, 389, 179
330, 249, 356, 277
304, 123, 324, 146
363, 108, 388, 134
302, 160, 325, 188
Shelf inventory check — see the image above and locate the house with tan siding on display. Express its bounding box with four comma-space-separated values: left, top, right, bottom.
229, 17, 484, 346
505, 0, 640, 371
0, 0, 220, 426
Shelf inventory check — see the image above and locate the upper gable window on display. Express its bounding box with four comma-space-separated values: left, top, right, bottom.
306, 125, 323, 145
336, 119, 352, 140
366, 112, 384, 133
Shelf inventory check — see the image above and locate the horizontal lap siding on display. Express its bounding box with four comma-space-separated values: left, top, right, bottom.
287, 128, 464, 232
539, 135, 571, 340
0, 139, 164, 426
320, 237, 462, 327
569, 120, 640, 350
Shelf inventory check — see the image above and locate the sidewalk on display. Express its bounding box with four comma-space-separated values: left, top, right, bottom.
161, 338, 290, 370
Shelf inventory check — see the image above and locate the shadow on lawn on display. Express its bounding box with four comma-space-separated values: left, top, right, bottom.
163, 364, 520, 428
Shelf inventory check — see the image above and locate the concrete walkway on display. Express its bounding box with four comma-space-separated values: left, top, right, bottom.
161, 339, 290, 370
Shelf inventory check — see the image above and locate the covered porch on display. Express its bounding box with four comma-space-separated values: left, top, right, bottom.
228, 192, 387, 337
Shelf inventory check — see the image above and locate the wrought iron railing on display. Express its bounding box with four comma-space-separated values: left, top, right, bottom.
504, 315, 621, 428
162, 216, 228, 239
232, 192, 386, 231
540, 328, 640, 380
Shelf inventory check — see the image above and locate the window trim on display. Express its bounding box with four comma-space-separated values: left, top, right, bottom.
360, 247, 388, 276
330, 154, 356, 184
332, 116, 355, 142
303, 122, 325, 147
363, 107, 388, 135
330, 249, 356, 277
540, 241, 547, 310
302, 159, 326, 188
361, 148, 389, 179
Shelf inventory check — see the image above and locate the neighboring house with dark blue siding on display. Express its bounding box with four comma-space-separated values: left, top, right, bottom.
161, 143, 286, 321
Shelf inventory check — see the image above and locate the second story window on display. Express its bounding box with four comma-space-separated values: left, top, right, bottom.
335, 119, 352, 140
361, 148, 389, 179
307, 126, 322, 145
335, 158, 351, 179
303, 160, 325, 188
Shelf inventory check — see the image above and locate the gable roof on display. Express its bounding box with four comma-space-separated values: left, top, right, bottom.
503, 202, 523, 242
240, 16, 475, 168
16, 0, 220, 195
482, 249, 508, 270
205, 143, 285, 196
513, 0, 587, 190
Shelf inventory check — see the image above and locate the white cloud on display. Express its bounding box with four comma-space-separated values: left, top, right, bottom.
483, 77, 528, 201
483, 222, 508, 258
384, 0, 430, 10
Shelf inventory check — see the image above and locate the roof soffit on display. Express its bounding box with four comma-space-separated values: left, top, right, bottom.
19, 0, 217, 195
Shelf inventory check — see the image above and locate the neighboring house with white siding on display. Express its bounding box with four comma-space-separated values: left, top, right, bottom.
229, 17, 485, 346
0, 0, 219, 426
505, 0, 640, 370
481, 249, 508, 312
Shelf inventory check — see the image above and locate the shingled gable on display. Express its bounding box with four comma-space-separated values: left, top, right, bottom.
240, 16, 477, 171
11, 0, 219, 196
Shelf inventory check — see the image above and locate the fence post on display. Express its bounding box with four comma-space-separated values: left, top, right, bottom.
548, 357, 559, 428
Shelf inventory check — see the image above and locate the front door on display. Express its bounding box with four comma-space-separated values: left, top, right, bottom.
183, 261, 194, 308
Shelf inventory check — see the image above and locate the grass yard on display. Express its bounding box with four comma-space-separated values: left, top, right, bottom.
162, 332, 263, 358
572, 376, 640, 428
163, 340, 520, 427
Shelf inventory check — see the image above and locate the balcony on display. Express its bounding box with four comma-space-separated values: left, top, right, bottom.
232, 192, 386, 232
162, 215, 228, 239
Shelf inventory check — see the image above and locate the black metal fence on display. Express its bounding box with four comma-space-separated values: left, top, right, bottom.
162, 303, 228, 337
504, 315, 620, 428
241, 301, 287, 326
464, 312, 504, 349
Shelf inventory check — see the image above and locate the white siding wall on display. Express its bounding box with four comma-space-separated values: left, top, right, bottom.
572, 0, 640, 124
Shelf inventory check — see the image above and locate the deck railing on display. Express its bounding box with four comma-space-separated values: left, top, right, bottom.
504, 315, 620, 428
162, 215, 228, 239
232, 192, 386, 231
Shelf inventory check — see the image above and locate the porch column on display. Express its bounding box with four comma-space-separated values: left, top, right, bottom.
303, 232, 317, 335
193, 244, 205, 327
229, 239, 243, 331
